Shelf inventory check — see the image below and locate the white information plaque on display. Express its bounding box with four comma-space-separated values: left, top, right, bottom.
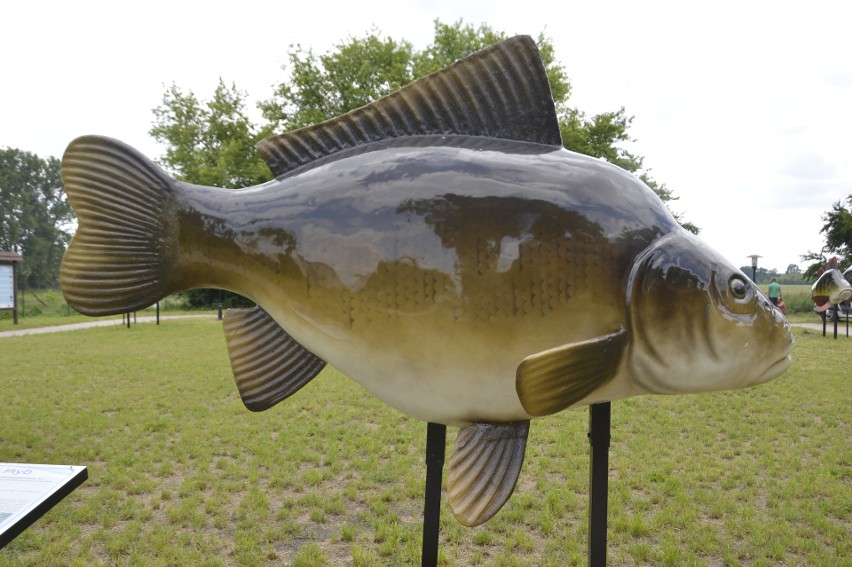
0, 265, 13, 309
0, 463, 87, 549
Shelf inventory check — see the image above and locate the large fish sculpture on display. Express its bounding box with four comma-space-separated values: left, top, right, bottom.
60, 36, 793, 526
811, 268, 852, 309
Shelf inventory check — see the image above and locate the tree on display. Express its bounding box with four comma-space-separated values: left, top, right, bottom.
259, 20, 695, 232
801, 195, 852, 279
153, 20, 697, 253
0, 148, 73, 288
785, 263, 800, 275
738, 266, 779, 285
260, 32, 415, 131
151, 80, 272, 189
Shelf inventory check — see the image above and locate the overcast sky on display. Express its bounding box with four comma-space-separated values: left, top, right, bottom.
3, 0, 851, 274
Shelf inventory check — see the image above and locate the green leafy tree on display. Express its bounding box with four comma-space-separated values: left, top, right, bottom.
0, 148, 73, 288
151, 79, 272, 188
152, 20, 699, 291
801, 194, 852, 279
260, 33, 415, 131
260, 20, 695, 233
738, 266, 780, 285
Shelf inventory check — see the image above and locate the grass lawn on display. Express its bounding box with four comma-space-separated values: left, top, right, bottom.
0, 320, 849, 566
0, 290, 199, 332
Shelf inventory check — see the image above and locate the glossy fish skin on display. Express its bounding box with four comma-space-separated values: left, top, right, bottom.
625, 232, 792, 396
63, 136, 664, 419
59, 36, 794, 526
60, 133, 793, 422
179, 137, 679, 425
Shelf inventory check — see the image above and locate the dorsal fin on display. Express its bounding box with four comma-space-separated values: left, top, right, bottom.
257, 35, 561, 178
223, 306, 326, 411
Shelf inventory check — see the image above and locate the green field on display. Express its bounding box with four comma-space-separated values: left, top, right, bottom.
0, 320, 849, 566
0, 290, 196, 331
0, 284, 827, 334
764, 284, 817, 316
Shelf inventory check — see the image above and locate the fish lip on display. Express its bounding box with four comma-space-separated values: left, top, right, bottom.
759, 353, 793, 383
835, 289, 852, 304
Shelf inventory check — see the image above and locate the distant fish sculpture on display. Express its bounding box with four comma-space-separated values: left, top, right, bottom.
60, 36, 793, 526
811, 268, 852, 310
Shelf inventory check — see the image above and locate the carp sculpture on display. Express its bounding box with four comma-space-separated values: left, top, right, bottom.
811, 268, 852, 309
60, 36, 793, 526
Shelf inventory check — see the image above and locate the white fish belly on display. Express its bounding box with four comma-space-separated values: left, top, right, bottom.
271, 304, 536, 425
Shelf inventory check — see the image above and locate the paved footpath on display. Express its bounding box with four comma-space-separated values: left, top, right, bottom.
801, 320, 851, 335
794, 323, 829, 331
0, 314, 215, 338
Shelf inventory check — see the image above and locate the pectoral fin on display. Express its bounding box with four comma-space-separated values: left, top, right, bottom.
223, 306, 326, 412
516, 328, 627, 417
447, 421, 530, 527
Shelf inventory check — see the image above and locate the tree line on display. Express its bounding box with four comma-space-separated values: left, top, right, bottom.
737, 265, 811, 285
0, 148, 72, 289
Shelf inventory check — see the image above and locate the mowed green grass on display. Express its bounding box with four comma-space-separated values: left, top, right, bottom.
0, 320, 849, 566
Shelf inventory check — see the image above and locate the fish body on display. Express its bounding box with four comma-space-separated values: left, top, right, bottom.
811, 268, 852, 307
60, 36, 793, 526
167, 137, 675, 425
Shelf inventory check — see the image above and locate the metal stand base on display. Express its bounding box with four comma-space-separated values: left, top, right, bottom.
418, 406, 612, 567
588, 402, 611, 566
421, 422, 446, 567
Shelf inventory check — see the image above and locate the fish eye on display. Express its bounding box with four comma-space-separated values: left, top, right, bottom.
729, 276, 750, 301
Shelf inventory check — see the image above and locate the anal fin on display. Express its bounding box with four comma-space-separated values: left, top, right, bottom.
448, 421, 530, 527
516, 328, 627, 417
223, 306, 326, 412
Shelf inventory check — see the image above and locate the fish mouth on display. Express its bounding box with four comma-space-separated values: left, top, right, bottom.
835, 289, 852, 304
759, 353, 793, 383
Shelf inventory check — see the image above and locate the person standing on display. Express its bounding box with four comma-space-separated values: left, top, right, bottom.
767, 277, 782, 307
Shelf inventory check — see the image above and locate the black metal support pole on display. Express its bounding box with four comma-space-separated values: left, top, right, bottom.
422, 422, 446, 567
588, 402, 611, 567
822, 311, 827, 337
156, 302, 160, 325
833, 310, 838, 340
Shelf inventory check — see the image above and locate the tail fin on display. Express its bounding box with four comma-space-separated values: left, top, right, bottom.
61, 136, 179, 316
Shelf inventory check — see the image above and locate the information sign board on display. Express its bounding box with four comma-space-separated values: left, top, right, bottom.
0, 463, 88, 549
0, 265, 13, 309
